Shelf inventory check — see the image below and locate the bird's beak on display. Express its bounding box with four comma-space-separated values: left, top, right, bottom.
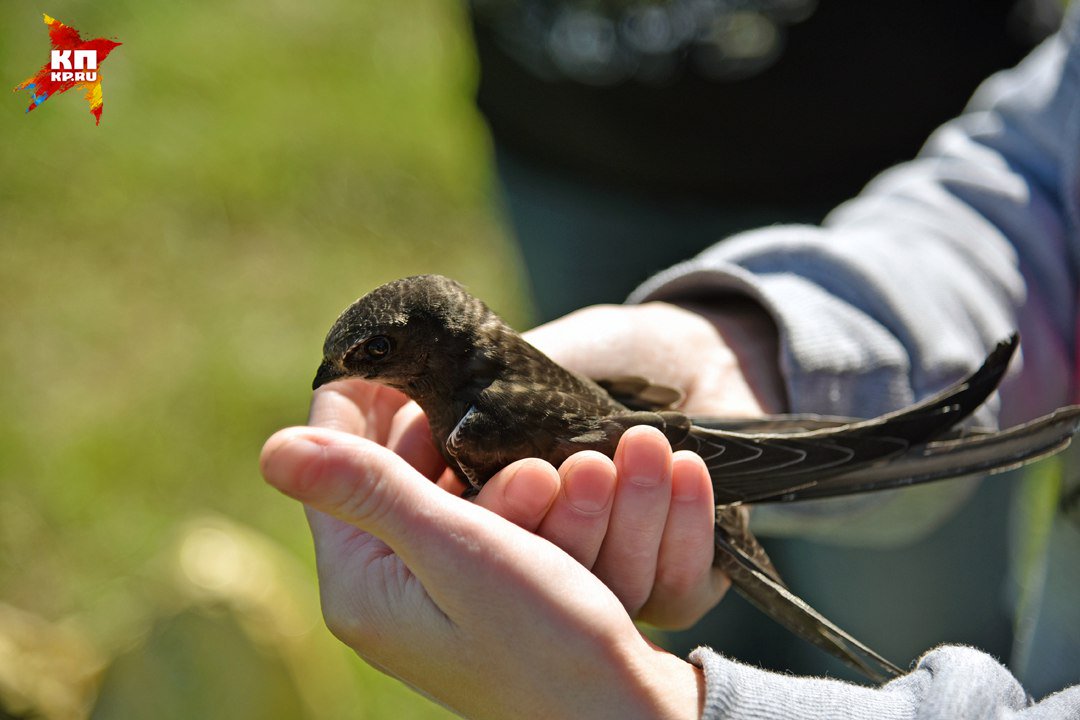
312, 360, 345, 390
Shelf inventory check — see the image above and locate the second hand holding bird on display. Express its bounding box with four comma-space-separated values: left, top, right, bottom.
524, 299, 789, 421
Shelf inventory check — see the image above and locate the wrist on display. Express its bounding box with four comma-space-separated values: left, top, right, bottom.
605, 637, 702, 720
668, 298, 788, 414
630, 642, 705, 720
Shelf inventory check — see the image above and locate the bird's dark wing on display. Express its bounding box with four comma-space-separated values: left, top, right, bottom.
713, 527, 902, 682
448, 377, 630, 486
753, 405, 1080, 502
715, 506, 786, 587
690, 414, 862, 433
681, 335, 1020, 504
692, 414, 998, 439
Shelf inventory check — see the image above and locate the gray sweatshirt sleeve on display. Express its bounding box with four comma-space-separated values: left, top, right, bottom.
629, 18, 1079, 428
690, 645, 1080, 720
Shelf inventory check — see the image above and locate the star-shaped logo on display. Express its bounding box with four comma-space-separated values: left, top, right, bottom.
13, 14, 121, 125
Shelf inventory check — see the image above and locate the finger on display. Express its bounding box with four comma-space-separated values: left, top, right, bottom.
591, 426, 673, 615
387, 401, 445, 480
261, 426, 447, 550
261, 430, 460, 656
474, 458, 560, 532
435, 468, 468, 495
309, 379, 409, 442
637, 451, 730, 629
259, 425, 600, 626
535, 451, 616, 568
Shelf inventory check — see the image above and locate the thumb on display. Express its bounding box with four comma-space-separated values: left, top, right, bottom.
260, 426, 548, 619
260, 426, 448, 546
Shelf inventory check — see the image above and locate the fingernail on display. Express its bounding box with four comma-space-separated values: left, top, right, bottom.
620, 433, 668, 488
504, 461, 557, 515
672, 452, 709, 502
672, 473, 703, 502
563, 461, 613, 513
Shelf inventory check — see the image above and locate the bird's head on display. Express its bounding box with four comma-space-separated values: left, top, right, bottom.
313, 274, 495, 395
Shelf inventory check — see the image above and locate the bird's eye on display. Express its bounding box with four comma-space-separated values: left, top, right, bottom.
364, 335, 392, 359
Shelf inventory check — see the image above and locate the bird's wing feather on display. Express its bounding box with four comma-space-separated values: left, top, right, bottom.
686, 335, 1019, 504
753, 405, 1080, 502
771, 333, 1015, 445
690, 414, 862, 433
450, 380, 625, 484
715, 506, 785, 587
594, 376, 683, 410
714, 528, 903, 682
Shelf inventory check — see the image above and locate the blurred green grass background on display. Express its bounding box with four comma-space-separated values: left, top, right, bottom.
0, 2, 528, 717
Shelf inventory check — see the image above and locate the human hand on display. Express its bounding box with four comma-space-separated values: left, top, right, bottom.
482, 424, 727, 630
502, 299, 782, 626
380, 389, 727, 630
524, 299, 787, 417
260, 381, 704, 720
353, 299, 776, 630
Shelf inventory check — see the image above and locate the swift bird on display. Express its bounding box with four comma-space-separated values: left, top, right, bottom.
313, 274, 1080, 680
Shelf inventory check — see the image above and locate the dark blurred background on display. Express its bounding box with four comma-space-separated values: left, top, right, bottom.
0, 0, 1066, 717
474, 0, 1060, 318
